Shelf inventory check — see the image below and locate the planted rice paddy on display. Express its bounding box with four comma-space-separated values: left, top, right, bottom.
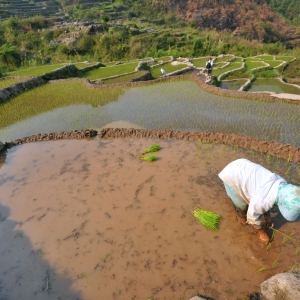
190, 57, 210, 68
212, 61, 243, 77
82, 62, 138, 80
0, 80, 299, 147
150, 63, 188, 78
245, 61, 267, 70
265, 60, 284, 68
248, 78, 300, 95
73, 62, 98, 69
214, 55, 234, 62
102, 71, 148, 83
0, 78, 28, 90
213, 62, 228, 68
156, 56, 172, 62
7, 63, 68, 76
219, 79, 248, 91
254, 55, 275, 61
276, 56, 294, 62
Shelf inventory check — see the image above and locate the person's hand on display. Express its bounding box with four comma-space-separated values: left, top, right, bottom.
258, 229, 270, 244
263, 214, 274, 229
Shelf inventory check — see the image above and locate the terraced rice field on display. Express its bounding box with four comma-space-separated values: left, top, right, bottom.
0, 79, 299, 147
82, 62, 138, 80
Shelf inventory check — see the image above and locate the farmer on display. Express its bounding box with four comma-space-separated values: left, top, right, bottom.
161, 68, 167, 77
218, 158, 300, 244
205, 58, 213, 81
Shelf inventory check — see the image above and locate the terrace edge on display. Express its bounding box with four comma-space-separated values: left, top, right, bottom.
1, 128, 299, 163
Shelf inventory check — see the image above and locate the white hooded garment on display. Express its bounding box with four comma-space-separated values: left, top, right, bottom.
218, 159, 286, 226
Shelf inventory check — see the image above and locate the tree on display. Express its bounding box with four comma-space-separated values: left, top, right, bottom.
101, 15, 110, 32
0, 43, 19, 67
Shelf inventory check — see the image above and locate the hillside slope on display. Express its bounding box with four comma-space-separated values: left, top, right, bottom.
266, 0, 300, 24
148, 0, 296, 42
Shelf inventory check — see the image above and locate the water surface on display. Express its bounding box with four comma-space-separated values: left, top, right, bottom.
249, 78, 300, 95
0, 80, 299, 146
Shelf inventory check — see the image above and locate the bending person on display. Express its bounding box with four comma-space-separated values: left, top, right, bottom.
218, 158, 300, 244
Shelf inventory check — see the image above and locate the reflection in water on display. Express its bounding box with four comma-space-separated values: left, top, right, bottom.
0, 138, 298, 299
0, 81, 299, 146
0, 199, 81, 300
248, 78, 300, 95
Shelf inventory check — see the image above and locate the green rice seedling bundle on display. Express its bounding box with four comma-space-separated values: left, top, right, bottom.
192, 208, 221, 231
139, 155, 157, 162
142, 143, 160, 154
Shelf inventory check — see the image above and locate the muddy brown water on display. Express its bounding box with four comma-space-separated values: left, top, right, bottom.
0, 137, 299, 300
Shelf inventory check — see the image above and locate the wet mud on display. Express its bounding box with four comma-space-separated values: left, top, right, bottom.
0, 137, 299, 300
4, 128, 299, 164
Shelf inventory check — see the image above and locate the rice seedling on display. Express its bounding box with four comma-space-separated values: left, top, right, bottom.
266, 242, 272, 252
272, 259, 279, 268
103, 252, 112, 261
290, 262, 298, 271
258, 266, 266, 272
192, 208, 221, 231
139, 155, 157, 162
77, 273, 87, 278
294, 239, 300, 256
141, 144, 160, 154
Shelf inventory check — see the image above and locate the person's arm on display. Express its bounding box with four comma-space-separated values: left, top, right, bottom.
247, 199, 274, 229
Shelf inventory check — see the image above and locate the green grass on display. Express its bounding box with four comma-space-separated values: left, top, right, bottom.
102, 71, 148, 83
265, 60, 284, 68
212, 62, 243, 76
0, 78, 28, 90
7, 63, 68, 76
81, 62, 139, 80
150, 62, 188, 78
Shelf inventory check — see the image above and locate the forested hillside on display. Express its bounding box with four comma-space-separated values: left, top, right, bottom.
266, 0, 300, 25
129, 0, 296, 43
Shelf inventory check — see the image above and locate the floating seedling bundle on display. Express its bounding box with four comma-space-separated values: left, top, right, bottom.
192, 208, 221, 231
139, 155, 157, 162
142, 143, 160, 154
139, 144, 160, 162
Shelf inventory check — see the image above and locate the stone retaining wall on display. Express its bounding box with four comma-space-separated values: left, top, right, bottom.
0, 63, 103, 104
0, 76, 47, 103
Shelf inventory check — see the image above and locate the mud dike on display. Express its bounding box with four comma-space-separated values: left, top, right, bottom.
4, 128, 299, 163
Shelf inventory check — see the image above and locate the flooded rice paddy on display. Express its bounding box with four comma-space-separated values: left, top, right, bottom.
0, 137, 299, 300
248, 78, 300, 95
0, 80, 299, 146
219, 79, 247, 91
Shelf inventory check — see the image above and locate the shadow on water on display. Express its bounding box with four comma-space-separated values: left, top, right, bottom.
0, 158, 82, 300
